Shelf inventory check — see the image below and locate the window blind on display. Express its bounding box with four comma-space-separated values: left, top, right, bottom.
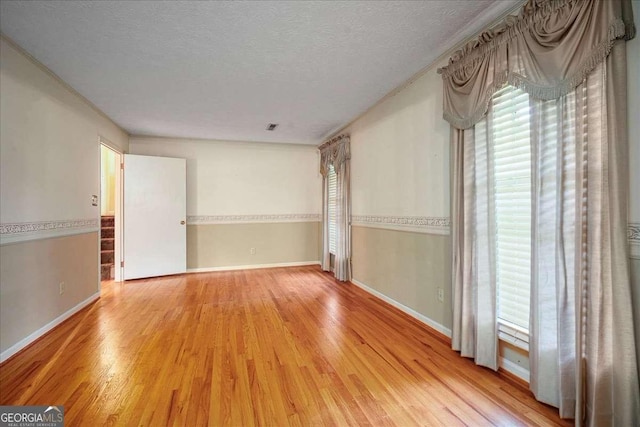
328, 165, 337, 254
491, 85, 532, 335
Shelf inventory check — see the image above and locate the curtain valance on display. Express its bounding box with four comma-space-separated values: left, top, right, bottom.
319, 134, 350, 177
438, 0, 636, 130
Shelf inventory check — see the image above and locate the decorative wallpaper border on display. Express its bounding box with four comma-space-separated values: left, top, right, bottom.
1, 217, 635, 256
0, 219, 99, 245
187, 214, 321, 225
630, 223, 640, 259
351, 215, 450, 235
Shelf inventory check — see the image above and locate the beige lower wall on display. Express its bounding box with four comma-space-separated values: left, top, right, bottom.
0, 232, 99, 354
187, 222, 320, 269
351, 225, 452, 330
352, 225, 534, 379
631, 257, 640, 373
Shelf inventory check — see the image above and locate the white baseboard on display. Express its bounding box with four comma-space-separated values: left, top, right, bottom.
187, 261, 320, 274
349, 278, 531, 383
350, 278, 452, 338
499, 356, 531, 383
0, 292, 100, 363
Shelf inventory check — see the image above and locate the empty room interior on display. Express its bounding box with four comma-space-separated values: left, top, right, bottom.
1, 0, 639, 425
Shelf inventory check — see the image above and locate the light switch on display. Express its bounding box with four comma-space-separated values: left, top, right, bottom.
91, 195, 98, 206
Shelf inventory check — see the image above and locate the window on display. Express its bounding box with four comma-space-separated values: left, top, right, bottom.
491, 85, 532, 348
328, 164, 337, 254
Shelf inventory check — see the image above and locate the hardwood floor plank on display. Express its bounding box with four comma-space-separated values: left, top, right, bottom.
0, 266, 571, 426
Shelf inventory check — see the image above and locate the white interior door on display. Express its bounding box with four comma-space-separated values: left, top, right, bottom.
124, 154, 186, 280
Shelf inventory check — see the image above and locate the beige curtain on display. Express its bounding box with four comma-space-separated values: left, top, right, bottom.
321, 175, 331, 272
528, 85, 581, 417
334, 158, 351, 281
319, 135, 351, 281
440, 0, 635, 130
443, 0, 638, 424
528, 53, 640, 422
451, 125, 498, 370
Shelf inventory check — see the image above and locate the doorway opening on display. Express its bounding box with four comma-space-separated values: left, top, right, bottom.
100, 142, 123, 282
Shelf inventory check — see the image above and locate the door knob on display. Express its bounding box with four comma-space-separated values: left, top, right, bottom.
180, 220, 186, 225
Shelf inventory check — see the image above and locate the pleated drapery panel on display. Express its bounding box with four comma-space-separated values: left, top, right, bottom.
321, 174, 331, 272
444, 0, 638, 424
334, 159, 351, 281
528, 74, 582, 419
319, 135, 351, 282
451, 125, 498, 370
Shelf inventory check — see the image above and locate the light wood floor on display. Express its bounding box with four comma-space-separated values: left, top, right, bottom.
0, 266, 569, 426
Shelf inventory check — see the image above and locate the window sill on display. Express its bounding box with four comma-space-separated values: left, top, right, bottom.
498, 320, 529, 352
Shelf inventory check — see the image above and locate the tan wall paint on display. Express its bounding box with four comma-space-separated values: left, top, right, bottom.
188, 222, 320, 269
0, 233, 99, 354
351, 226, 452, 329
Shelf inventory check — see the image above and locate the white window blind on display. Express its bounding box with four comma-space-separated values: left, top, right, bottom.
328, 165, 337, 254
491, 85, 532, 339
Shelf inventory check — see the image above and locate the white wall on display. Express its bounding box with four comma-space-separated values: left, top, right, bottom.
349, 59, 449, 219
0, 36, 128, 359
0, 38, 128, 225
129, 137, 321, 217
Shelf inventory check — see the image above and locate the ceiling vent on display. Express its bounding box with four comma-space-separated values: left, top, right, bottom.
266, 123, 278, 131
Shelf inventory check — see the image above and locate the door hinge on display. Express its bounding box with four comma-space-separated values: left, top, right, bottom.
120, 162, 124, 170
120, 261, 124, 267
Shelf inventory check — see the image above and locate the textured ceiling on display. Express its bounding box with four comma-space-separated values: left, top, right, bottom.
0, 1, 518, 144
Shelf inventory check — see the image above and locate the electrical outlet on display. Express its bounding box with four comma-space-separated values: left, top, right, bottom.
59, 282, 65, 295
250, 247, 256, 255
437, 287, 444, 303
